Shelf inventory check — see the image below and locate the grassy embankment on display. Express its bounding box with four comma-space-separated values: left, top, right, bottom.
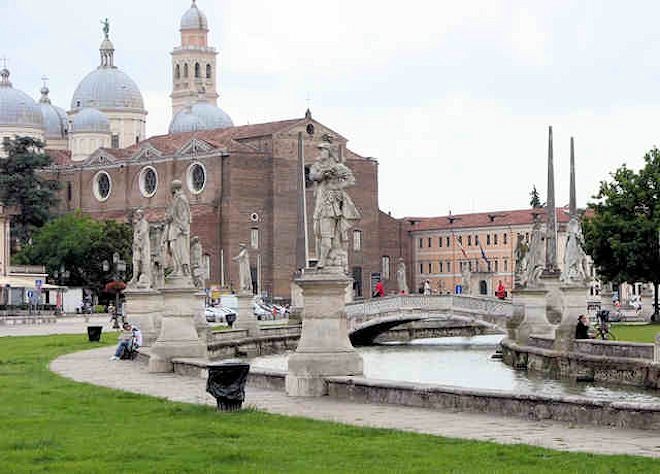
0, 334, 658, 473
611, 323, 659, 343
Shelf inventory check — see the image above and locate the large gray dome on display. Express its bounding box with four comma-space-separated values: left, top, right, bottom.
180, 1, 208, 30
0, 69, 43, 130
71, 67, 144, 111
169, 109, 204, 134
38, 86, 67, 139
71, 107, 110, 133
191, 102, 233, 129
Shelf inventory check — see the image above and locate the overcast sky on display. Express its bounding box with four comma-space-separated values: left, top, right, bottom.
2, 0, 660, 217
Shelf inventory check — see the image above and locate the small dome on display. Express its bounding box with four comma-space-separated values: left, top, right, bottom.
71, 107, 110, 133
169, 109, 204, 134
71, 67, 144, 111
190, 101, 233, 129
39, 86, 67, 139
0, 69, 44, 130
180, 1, 208, 30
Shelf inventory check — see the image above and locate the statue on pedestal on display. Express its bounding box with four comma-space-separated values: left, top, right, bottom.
513, 233, 528, 288
233, 244, 252, 294
161, 180, 191, 279
519, 218, 545, 288
560, 217, 589, 285
309, 139, 361, 271
190, 236, 204, 289
396, 257, 408, 294
128, 208, 151, 289
461, 264, 471, 295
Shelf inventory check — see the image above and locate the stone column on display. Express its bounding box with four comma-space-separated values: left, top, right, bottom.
554, 284, 588, 352
148, 283, 207, 373
512, 287, 552, 344
286, 270, 363, 396
233, 292, 259, 336
123, 288, 162, 347
541, 271, 563, 326
655, 333, 660, 363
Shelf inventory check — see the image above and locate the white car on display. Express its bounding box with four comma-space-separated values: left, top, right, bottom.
205, 306, 232, 324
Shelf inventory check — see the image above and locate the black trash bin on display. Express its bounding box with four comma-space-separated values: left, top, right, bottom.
206, 360, 250, 411
87, 326, 103, 342
225, 312, 236, 328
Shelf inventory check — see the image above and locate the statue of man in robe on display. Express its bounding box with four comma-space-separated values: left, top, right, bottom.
561, 217, 589, 285
396, 257, 408, 294
233, 244, 252, 294
128, 208, 151, 289
521, 218, 545, 288
161, 179, 191, 279
309, 140, 361, 271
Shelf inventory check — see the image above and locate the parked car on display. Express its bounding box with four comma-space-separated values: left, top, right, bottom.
205, 306, 235, 324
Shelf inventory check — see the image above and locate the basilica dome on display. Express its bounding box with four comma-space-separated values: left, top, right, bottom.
71, 67, 144, 111
38, 86, 67, 139
169, 108, 204, 134
0, 69, 43, 130
71, 107, 110, 133
180, 1, 208, 30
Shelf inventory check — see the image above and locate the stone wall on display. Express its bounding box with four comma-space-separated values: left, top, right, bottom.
574, 339, 654, 360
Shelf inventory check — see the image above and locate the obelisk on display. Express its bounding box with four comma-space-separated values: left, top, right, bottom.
545, 126, 558, 273
569, 136, 576, 218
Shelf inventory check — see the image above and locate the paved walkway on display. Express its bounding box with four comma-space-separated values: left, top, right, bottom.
0, 315, 114, 337
50, 346, 660, 458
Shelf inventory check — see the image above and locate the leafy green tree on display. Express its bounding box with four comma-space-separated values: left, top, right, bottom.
15, 212, 132, 295
529, 185, 543, 208
582, 148, 660, 322
0, 136, 60, 246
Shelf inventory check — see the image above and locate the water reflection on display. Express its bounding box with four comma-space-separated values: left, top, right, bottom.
252, 335, 660, 404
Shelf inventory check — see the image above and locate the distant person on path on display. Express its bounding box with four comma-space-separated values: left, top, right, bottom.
373, 280, 384, 297
575, 314, 590, 339
423, 279, 431, 295
110, 322, 134, 360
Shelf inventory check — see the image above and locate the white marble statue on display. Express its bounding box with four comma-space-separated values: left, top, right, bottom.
513, 233, 528, 288
128, 208, 151, 289
396, 257, 408, 294
560, 217, 589, 285
520, 218, 545, 288
233, 243, 252, 294
190, 236, 204, 289
309, 140, 361, 271
161, 179, 191, 279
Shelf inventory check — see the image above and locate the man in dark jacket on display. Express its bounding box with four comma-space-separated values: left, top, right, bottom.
575, 314, 590, 339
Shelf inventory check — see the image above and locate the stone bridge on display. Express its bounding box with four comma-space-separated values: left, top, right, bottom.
345, 294, 513, 345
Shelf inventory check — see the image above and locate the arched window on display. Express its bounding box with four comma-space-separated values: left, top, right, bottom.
184, 63, 189, 78
93, 171, 112, 202
206, 64, 212, 78
194, 62, 200, 78
175, 64, 180, 79
139, 166, 158, 198
187, 162, 207, 194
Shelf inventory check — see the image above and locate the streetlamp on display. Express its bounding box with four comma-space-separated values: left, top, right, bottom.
52, 264, 70, 315
103, 252, 127, 329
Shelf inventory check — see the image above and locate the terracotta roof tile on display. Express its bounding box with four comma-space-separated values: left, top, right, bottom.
45, 148, 72, 166
407, 207, 574, 232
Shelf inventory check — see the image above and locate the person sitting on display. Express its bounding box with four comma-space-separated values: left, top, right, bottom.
575, 314, 590, 339
110, 322, 134, 360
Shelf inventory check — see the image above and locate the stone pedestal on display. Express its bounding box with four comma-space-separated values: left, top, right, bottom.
506, 302, 525, 341
541, 271, 563, 325
123, 288, 162, 347
554, 284, 588, 352
148, 283, 207, 373
600, 284, 615, 314
513, 287, 553, 345
234, 292, 259, 336
655, 333, 660, 363
286, 269, 363, 397
193, 290, 209, 343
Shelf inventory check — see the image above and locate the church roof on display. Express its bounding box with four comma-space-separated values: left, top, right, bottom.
407, 208, 574, 232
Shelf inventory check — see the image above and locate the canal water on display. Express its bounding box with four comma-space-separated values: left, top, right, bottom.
252, 335, 660, 404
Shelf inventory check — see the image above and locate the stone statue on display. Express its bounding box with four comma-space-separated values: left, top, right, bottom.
101, 18, 110, 39
233, 244, 252, 294
310, 140, 361, 270
150, 223, 165, 290
520, 218, 545, 288
128, 208, 151, 289
396, 258, 408, 294
513, 233, 529, 287
161, 179, 191, 279
461, 264, 471, 295
190, 236, 204, 289
561, 217, 589, 285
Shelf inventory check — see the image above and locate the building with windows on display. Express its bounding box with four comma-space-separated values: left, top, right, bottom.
408, 208, 585, 296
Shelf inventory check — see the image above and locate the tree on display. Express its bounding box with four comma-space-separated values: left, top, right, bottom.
582, 148, 660, 322
529, 185, 543, 208
0, 136, 60, 247
14, 212, 132, 296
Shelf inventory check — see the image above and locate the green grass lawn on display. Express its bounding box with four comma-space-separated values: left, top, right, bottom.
611, 323, 660, 343
0, 335, 658, 473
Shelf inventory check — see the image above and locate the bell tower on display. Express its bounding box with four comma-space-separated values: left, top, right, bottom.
171, 0, 219, 115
